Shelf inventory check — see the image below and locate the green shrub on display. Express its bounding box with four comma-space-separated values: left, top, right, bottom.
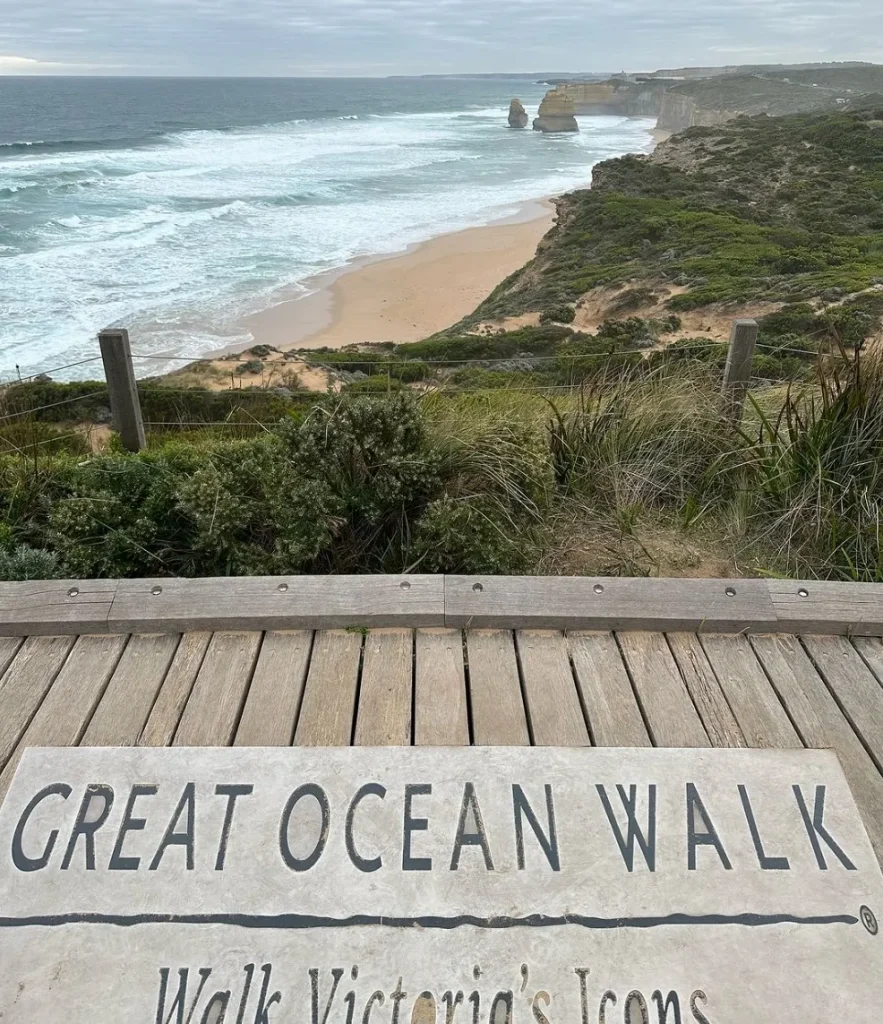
0, 543, 63, 581
539, 305, 576, 325
760, 303, 818, 339
235, 360, 264, 375
0, 380, 298, 429
651, 338, 727, 366
0, 381, 110, 424
410, 495, 532, 573
446, 368, 551, 390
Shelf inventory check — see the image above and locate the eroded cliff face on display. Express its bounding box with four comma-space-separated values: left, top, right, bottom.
656, 93, 737, 132
546, 80, 668, 116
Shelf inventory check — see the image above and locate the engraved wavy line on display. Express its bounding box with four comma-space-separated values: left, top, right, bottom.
0, 911, 859, 930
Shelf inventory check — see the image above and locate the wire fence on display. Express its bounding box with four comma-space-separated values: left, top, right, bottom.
0, 338, 839, 391
0, 356, 104, 390
0, 430, 88, 454
0, 321, 857, 461
126, 341, 834, 366
0, 390, 108, 424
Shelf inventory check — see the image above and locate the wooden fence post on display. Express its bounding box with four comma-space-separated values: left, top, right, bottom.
721, 318, 759, 423
98, 329, 146, 452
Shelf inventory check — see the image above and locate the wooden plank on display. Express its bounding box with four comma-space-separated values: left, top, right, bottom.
109, 575, 444, 632
172, 632, 262, 746
466, 630, 529, 745
667, 633, 746, 747
515, 631, 589, 745
0, 580, 116, 635
354, 629, 413, 746
852, 636, 883, 686
0, 634, 127, 797
81, 633, 181, 746
617, 632, 708, 747
698, 634, 799, 748
568, 632, 650, 746
751, 633, 883, 862
445, 576, 775, 631
0, 636, 75, 771
768, 580, 883, 635
294, 630, 362, 746
0, 637, 23, 677
802, 634, 883, 772
234, 631, 313, 746
414, 629, 469, 746
138, 633, 211, 746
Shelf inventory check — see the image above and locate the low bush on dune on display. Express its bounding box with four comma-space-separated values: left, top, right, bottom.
0, 392, 545, 578
539, 305, 576, 325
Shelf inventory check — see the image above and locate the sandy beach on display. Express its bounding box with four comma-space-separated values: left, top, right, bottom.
224, 120, 664, 358
239, 199, 556, 352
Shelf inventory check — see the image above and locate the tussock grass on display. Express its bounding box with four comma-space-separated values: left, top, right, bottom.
745, 352, 883, 580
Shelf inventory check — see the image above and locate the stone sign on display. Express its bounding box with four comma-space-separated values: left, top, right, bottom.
1, 746, 882, 1022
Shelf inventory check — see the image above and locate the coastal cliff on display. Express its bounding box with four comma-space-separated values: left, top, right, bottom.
455, 104, 883, 338
656, 92, 735, 132
548, 80, 668, 116
538, 64, 883, 134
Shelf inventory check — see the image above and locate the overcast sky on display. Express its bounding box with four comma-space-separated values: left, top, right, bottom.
1, 0, 881, 77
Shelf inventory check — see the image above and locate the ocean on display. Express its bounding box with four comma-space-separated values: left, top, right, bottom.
0, 77, 655, 378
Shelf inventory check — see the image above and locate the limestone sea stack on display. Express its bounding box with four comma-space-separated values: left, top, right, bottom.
508, 98, 529, 128
532, 89, 579, 133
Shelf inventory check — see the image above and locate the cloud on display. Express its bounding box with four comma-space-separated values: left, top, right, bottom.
0, 55, 62, 70
0, 53, 120, 72
0, 0, 880, 75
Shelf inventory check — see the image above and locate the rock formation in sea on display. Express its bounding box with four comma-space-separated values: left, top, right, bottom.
508, 98, 529, 128
532, 90, 579, 133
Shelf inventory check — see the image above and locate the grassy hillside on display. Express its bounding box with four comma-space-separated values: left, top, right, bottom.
457, 106, 883, 329
663, 67, 883, 117
762, 66, 883, 93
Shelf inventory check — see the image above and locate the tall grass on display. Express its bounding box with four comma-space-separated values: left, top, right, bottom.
746, 352, 883, 580
547, 367, 741, 510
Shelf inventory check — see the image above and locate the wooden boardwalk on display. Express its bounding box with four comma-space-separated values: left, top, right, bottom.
1, 624, 883, 861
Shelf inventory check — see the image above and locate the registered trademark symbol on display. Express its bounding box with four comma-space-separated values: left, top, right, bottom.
860, 905, 878, 935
